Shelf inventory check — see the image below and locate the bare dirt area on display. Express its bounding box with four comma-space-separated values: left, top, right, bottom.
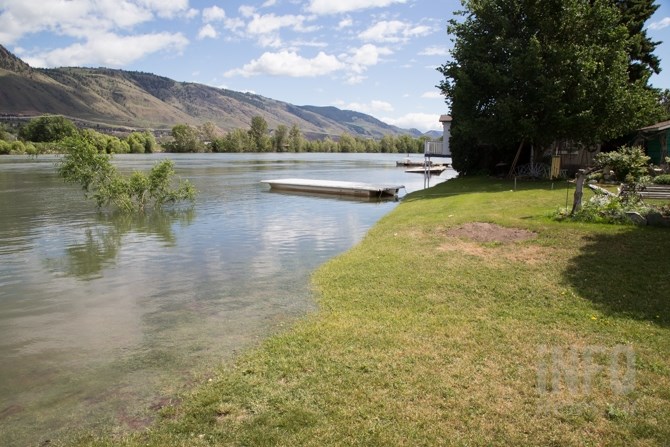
439, 222, 543, 265
444, 222, 537, 243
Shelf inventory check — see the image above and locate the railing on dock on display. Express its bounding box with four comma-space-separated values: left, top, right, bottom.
424, 141, 450, 157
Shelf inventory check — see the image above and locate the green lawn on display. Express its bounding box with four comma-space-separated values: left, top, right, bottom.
72, 177, 670, 446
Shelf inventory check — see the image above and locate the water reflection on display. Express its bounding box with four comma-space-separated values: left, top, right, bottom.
44, 210, 196, 280
0, 153, 456, 446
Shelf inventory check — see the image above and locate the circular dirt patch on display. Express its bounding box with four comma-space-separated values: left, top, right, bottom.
445, 222, 536, 243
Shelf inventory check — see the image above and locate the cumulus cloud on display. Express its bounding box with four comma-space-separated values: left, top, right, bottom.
224, 50, 345, 77
247, 13, 318, 35
334, 99, 394, 114
343, 44, 392, 73
382, 113, 443, 132
337, 18, 353, 29
307, 0, 407, 15
0, 0, 192, 66
22, 31, 188, 68
649, 17, 670, 30
419, 46, 449, 56
202, 6, 226, 23
359, 20, 432, 43
197, 24, 218, 40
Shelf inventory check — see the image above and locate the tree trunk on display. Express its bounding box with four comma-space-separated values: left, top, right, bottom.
570, 169, 587, 215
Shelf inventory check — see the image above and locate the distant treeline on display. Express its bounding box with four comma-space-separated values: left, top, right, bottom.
1, 115, 435, 155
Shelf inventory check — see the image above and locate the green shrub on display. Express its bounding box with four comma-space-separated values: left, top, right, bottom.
18, 115, 77, 142
0, 140, 11, 154
594, 145, 650, 183
57, 136, 196, 212
652, 174, 670, 185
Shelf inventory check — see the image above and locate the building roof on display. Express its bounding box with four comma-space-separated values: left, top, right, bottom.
639, 119, 670, 133
439, 114, 452, 122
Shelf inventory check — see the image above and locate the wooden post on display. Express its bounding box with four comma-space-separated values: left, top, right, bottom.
570, 169, 587, 215
507, 140, 525, 178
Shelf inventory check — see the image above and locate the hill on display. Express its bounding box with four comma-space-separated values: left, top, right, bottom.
0, 45, 418, 139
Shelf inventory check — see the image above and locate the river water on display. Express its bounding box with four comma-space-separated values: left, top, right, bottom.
0, 152, 454, 445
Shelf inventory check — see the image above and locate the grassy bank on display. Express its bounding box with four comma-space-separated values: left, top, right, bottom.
74, 177, 669, 446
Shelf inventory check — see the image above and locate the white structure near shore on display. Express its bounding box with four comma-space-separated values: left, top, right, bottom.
424, 115, 452, 157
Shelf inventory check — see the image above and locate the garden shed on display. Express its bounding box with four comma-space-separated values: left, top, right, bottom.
637, 119, 670, 165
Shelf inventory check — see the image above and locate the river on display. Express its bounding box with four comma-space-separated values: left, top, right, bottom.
0, 152, 454, 445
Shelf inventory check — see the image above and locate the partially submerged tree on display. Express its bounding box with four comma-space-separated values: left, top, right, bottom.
58, 136, 196, 212
438, 0, 663, 173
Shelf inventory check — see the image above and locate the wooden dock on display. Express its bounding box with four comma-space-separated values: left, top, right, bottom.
405, 165, 447, 175
261, 178, 404, 198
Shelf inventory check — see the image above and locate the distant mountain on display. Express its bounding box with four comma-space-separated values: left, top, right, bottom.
0, 45, 430, 139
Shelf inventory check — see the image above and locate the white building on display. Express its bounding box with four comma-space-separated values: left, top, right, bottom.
424, 114, 452, 157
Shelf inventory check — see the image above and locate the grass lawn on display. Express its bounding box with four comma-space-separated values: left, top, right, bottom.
72, 177, 669, 446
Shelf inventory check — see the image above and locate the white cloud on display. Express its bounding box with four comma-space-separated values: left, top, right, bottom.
649, 17, 670, 30
307, 0, 407, 15
0, 0, 192, 65
382, 113, 442, 132
421, 91, 442, 99
197, 24, 218, 40
247, 13, 317, 35
262, 0, 277, 7
337, 18, 353, 29
202, 6, 226, 23
419, 46, 448, 56
344, 44, 392, 73
185, 8, 199, 19
23, 31, 188, 68
335, 100, 394, 114
136, 0, 190, 18
345, 74, 367, 85
359, 20, 432, 43
224, 50, 345, 77
239, 5, 256, 17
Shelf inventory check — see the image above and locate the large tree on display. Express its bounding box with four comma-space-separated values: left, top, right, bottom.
438, 0, 663, 173
613, 0, 661, 83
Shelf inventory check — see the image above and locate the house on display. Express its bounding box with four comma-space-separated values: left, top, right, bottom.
636, 119, 670, 165
424, 115, 452, 157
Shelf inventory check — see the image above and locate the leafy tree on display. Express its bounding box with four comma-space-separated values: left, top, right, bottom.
613, 0, 661, 83
126, 131, 157, 154
199, 121, 219, 142
57, 136, 196, 212
439, 0, 663, 173
288, 124, 304, 152
338, 133, 357, 153
169, 124, 202, 153
380, 135, 397, 153
19, 115, 77, 142
273, 124, 288, 152
249, 116, 270, 151
80, 129, 130, 154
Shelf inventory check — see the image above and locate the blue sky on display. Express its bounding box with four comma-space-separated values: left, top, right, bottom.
1, 0, 670, 132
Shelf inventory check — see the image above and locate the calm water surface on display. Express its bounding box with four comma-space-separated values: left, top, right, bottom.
0, 152, 454, 445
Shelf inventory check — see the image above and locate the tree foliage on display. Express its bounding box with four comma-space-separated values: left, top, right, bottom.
19, 115, 78, 142
439, 0, 663, 173
57, 136, 196, 212
594, 145, 651, 183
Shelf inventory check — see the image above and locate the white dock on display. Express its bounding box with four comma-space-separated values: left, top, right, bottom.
261, 178, 404, 198
405, 165, 447, 175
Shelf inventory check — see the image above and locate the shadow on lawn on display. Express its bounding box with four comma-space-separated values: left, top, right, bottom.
404, 176, 567, 201
563, 226, 670, 327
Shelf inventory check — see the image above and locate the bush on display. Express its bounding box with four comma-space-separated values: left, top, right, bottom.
57, 136, 196, 212
653, 174, 670, 185
19, 115, 78, 142
594, 145, 650, 183
553, 194, 651, 225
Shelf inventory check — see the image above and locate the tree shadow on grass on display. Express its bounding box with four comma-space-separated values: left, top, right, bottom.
563, 226, 670, 328
403, 176, 562, 202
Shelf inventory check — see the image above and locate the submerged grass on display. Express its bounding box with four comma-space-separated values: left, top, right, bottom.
70, 177, 669, 446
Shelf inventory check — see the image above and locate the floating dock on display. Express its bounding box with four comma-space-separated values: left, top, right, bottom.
405, 165, 447, 175
261, 178, 404, 198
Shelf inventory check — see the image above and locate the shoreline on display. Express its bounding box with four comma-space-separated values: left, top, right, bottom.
64, 177, 670, 446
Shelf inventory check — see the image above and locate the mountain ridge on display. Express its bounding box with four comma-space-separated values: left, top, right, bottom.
0, 45, 427, 139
